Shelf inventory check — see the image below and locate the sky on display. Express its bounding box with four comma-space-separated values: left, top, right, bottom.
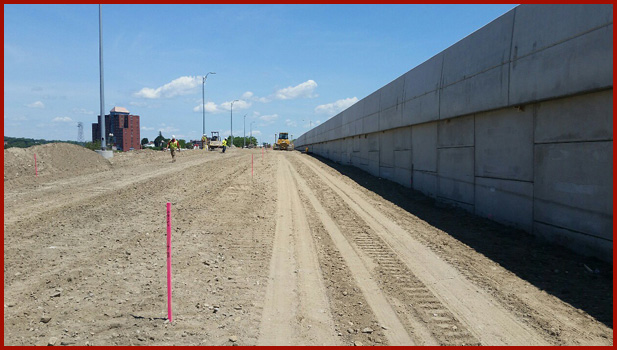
4, 4, 518, 145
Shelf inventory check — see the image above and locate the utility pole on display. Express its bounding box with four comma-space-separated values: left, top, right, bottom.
99, 4, 106, 150
250, 121, 255, 146
243, 114, 247, 148
202, 72, 215, 136
230, 99, 239, 147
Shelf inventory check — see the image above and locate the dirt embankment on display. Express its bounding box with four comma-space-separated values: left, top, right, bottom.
4, 143, 111, 188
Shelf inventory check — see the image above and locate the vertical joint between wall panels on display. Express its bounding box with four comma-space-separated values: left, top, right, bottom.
473, 114, 476, 213
531, 104, 537, 236
439, 54, 445, 119
507, 7, 517, 107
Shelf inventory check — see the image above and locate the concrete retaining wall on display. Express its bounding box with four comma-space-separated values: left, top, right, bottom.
295, 4, 613, 262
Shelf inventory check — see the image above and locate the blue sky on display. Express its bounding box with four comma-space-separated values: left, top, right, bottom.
4, 4, 517, 144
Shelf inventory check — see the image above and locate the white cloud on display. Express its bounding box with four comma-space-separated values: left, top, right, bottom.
285, 119, 297, 127
27, 101, 45, 109
141, 126, 155, 131
243, 91, 271, 103
129, 101, 147, 107
220, 99, 252, 111
315, 97, 358, 115
193, 101, 221, 113
274, 80, 318, 100
259, 114, 278, 123
52, 117, 73, 122
194, 100, 251, 113
250, 130, 262, 136
135, 76, 200, 99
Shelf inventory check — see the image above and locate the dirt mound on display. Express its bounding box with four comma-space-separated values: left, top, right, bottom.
107, 148, 164, 167
4, 143, 111, 187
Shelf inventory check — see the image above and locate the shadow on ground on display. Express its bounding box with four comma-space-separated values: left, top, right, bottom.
308, 154, 613, 329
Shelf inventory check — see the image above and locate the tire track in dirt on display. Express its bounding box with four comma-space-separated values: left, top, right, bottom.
284, 155, 415, 346
291, 152, 549, 346
258, 156, 340, 345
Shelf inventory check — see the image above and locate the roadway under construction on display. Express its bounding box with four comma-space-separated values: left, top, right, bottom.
3, 144, 612, 346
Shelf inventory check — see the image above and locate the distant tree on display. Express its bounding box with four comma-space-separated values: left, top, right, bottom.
141, 137, 149, 146
178, 139, 187, 149
84, 141, 101, 151
154, 131, 165, 147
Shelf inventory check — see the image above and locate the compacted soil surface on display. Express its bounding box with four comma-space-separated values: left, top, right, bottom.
4, 144, 612, 346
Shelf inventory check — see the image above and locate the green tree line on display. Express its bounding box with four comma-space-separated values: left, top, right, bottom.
4, 136, 83, 149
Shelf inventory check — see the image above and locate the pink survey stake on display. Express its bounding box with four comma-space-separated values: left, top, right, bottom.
166, 202, 172, 322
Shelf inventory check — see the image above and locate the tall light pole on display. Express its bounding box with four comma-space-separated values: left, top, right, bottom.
99, 4, 106, 150
250, 121, 255, 146
230, 99, 239, 147
303, 119, 313, 129
202, 72, 216, 136
243, 114, 247, 148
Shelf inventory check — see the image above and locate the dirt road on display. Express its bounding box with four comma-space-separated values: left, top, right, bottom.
4, 146, 613, 345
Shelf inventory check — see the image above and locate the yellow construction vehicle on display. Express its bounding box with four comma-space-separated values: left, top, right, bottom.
273, 132, 292, 151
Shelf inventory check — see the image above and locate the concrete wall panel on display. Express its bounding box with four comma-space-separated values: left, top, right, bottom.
402, 91, 440, 126
368, 133, 380, 152
475, 177, 533, 231
438, 147, 475, 205
412, 122, 437, 172
534, 90, 613, 143
394, 149, 412, 170
512, 4, 613, 59
438, 115, 474, 148
368, 151, 380, 177
413, 170, 437, 198
363, 113, 380, 134
379, 105, 403, 131
394, 167, 412, 188
393, 127, 412, 151
380, 131, 395, 167
534, 141, 613, 239
440, 65, 509, 119
534, 221, 612, 262
442, 10, 514, 86
509, 25, 613, 105
342, 122, 351, 138
403, 54, 443, 100
475, 107, 533, 181
380, 75, 405, 110
380, 166, 394, 180
363, 91, 381, 116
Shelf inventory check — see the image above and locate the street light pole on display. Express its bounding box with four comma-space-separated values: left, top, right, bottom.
202, 72, 216, 136
230, 99, 239, 147
99, 4, 106, 151
250, 121, 255, 146
243, 114, 247, 148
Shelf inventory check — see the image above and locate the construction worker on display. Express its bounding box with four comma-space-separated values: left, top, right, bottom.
221, 138, 227, 153
166, 135, 180, 162
201, 134, 207, 150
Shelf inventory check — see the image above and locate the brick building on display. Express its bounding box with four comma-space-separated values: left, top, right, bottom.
92, 107, 141, 151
